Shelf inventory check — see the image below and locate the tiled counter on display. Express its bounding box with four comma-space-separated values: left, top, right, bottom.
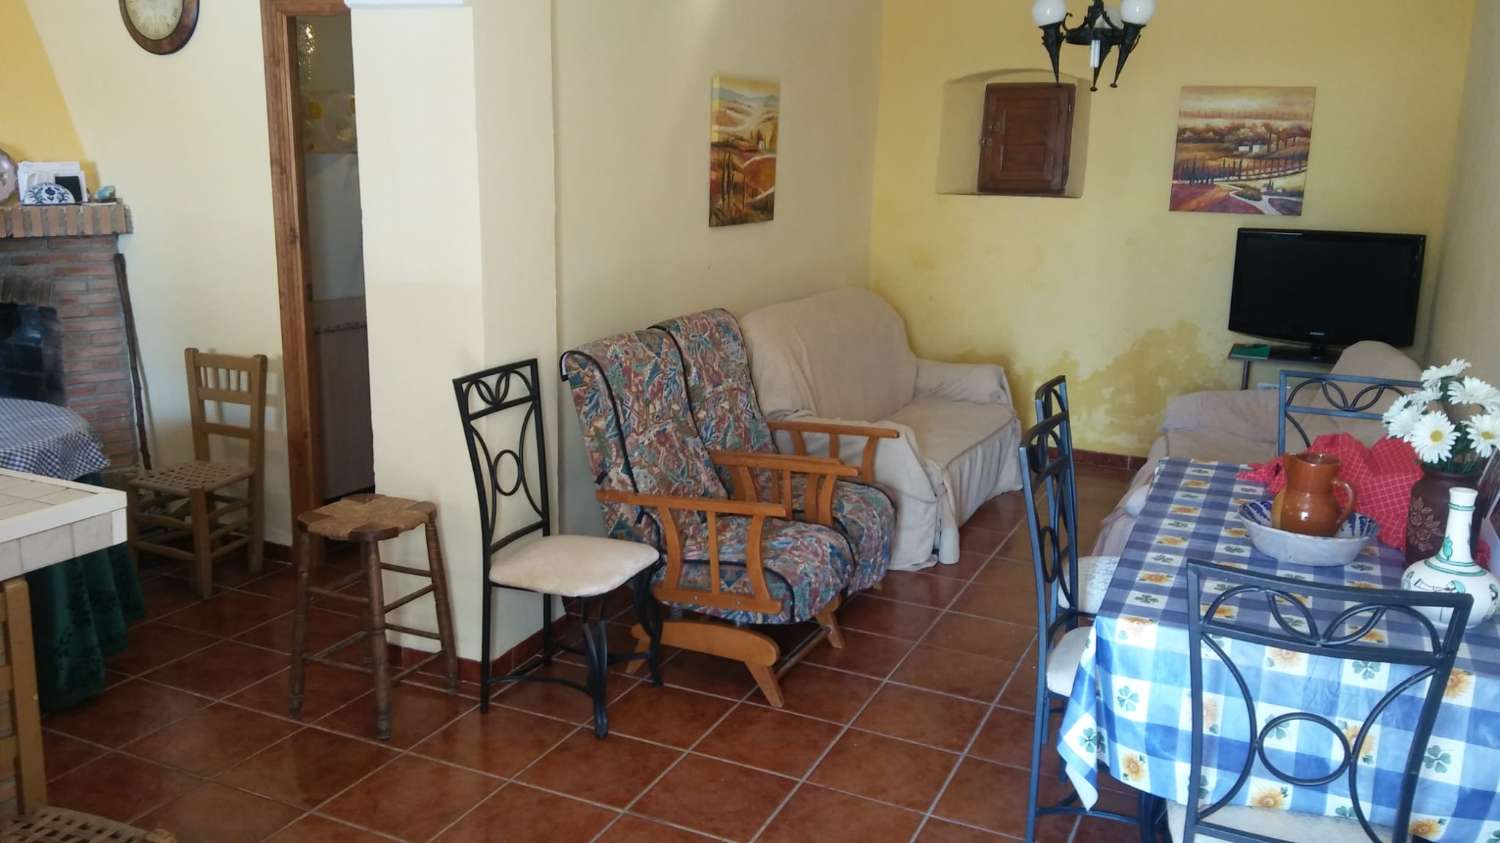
0, 469, 127, 578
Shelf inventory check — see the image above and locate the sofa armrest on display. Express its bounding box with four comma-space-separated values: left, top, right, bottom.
915, 358, 1013, 406
1160, 388, 1279, 443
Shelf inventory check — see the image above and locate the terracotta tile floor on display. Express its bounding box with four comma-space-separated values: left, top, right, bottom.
41, 466, 1134, 842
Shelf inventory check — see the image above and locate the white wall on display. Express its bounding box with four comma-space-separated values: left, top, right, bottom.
1430, 0, 1500, 383
553, 0, 884, 532
28, 1, 293, 543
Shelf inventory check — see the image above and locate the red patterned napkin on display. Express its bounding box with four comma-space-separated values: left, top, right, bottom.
1238, 433, 1423, 550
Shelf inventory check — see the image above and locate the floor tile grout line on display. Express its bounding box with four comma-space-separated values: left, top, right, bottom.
587, 678, 756, 843
90, 499, 1082, 839
904, 523, 1038, 841
745, 562, 979, 843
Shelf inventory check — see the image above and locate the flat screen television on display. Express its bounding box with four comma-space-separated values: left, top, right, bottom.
1229, 228, 1425, 352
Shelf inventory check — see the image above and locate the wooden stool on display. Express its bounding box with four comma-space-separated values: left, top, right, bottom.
288, 494, 459, 741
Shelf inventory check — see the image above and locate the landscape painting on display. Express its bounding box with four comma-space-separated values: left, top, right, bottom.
710, 75, 778, 227
1169, 86, 1316, 215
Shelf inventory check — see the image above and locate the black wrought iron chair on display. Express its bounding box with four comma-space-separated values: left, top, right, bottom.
453, 358, 663, 738
1019, 412, 1156, 842
1176, 560, 1471, 842
1277, 370, 1422, 455
1034, 375, 1117, 616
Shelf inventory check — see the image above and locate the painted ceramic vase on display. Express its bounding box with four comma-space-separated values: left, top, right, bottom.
1406, 465, 1485, 563
1401, 487, 1498, 630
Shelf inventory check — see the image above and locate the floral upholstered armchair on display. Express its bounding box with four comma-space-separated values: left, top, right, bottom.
562, 329, 860, 706
653, 309, 895, 595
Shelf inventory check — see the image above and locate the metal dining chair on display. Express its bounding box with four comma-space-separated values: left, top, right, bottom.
1277, 370, 1421, 456
453, 358, 664, 738
1034, 376, 1118, 616
1019, 412, 1156, 843
1176, 560, 1471, 842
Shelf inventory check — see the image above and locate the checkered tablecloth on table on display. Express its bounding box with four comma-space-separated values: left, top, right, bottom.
0, 398, 108, 480
1056, 458, 1500, 842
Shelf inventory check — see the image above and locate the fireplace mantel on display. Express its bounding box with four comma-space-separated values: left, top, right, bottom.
0, 204, 132, 239
0, 212, 139, 467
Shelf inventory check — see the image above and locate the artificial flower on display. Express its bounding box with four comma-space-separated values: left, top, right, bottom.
1421, 357, 1470, 386
1410, 412, 1457, 463
1447, 376, 1500, 408
1467, 413, 1500, 458
1382, 400, 1423, 439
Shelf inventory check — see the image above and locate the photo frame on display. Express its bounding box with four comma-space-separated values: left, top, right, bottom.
17, 161, 87, 204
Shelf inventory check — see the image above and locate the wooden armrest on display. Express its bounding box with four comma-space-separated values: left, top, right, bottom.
766, 420, 899, 483
708, 450, 858, 477
707, 450, 855, 526
593, 489, 783, 616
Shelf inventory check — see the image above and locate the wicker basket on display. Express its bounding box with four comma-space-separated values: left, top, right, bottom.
1, 807, 176, 842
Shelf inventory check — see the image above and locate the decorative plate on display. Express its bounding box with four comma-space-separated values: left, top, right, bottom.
21, 183, 76, 205
1238, 499, 1378, 567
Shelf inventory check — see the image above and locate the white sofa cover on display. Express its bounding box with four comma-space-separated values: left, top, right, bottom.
741, 288, 1023, 571
1092, 341, 1422, 558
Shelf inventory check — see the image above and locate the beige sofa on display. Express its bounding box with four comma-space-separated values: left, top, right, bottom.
741, 288, 1022, 571
1092, 341, 1422, 557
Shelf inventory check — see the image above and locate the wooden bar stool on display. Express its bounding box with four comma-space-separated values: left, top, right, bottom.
288, 494, 459, 741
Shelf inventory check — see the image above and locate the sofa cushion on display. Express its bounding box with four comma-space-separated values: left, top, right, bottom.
675, 515, 853, 625
887, 396, 1021, 530
741, 288, 918, 422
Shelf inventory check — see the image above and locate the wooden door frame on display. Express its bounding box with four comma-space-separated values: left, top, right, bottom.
260, 0, 346, 536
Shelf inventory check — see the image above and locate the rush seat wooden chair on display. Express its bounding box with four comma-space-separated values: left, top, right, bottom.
563, 329, 857, 706
653, 309, 896, 595
0, 579, 175, 841
126, 349, 267, 599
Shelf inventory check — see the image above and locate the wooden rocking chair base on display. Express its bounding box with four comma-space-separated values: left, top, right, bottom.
626, 597, 845, 709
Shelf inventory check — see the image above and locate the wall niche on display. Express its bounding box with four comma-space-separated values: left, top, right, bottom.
936, 69, 1091, 198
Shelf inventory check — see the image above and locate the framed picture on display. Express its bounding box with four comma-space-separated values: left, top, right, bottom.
1169, 86, 1315, 216
709, 75, 778, 227
17, 161, 87, 205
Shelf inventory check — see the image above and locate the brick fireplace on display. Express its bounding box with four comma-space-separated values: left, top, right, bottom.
0, 204, 140, 468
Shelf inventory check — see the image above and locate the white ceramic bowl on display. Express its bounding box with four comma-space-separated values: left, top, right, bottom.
1238, 499, 1379, 567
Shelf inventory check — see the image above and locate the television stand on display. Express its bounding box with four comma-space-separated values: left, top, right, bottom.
1228, 342, 1342, 390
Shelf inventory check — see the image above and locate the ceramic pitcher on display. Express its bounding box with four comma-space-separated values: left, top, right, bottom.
1271, 451, 1355, 537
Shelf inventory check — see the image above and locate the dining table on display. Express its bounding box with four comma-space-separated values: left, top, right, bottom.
1056, 457, 1500, 842
0, 397, 143, 711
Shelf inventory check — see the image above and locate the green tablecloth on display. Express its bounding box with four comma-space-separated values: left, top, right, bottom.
25, 474, 145, 712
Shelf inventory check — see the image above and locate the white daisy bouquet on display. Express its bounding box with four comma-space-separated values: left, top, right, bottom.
1382, 358, 1500, 474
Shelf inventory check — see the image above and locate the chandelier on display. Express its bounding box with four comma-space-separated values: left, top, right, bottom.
1031, 0, 1155, 92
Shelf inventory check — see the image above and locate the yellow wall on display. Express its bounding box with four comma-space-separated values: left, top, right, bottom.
1430, 0, 1500, 384
553, 0, 884, 532
870, 0, 1475, 456
26, 1, 294, 542
0, 1, 92, 185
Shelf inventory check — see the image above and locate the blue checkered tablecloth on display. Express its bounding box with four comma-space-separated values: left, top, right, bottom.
0, 398, 108, 480
1057, 458, 1500, 842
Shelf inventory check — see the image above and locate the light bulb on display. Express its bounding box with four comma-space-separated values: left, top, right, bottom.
1104, 4, 1125, 27
1120, 0, 1155, 24
1032, 0, 1067, 26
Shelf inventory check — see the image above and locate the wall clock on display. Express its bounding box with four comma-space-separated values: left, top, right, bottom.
119, 0, 199, 55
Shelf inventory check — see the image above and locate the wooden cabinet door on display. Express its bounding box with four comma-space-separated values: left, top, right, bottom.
977, 83, 1075, 194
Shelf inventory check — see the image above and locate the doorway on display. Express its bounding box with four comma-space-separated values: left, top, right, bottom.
260, 0, 375, 536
